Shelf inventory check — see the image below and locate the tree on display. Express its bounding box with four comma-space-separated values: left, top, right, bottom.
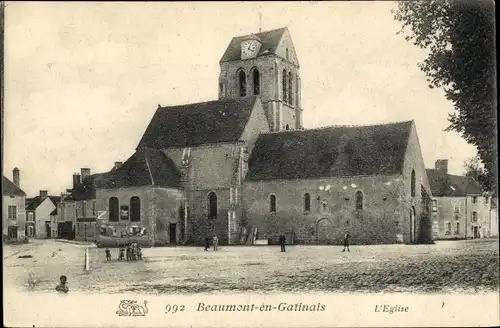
392, 0, 496, 191
463, 155, 492, 191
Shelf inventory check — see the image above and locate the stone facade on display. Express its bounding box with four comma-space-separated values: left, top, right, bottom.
3, 194, 26, 240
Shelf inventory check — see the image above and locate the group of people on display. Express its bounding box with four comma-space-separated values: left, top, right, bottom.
204, 235, 219, 251
105, 243, 143, 262
279, 232, 351, 252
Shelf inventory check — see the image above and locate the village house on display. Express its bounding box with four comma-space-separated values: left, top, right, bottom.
25, 191, 61, 239
2, 168, 26, 241
92, 27, 433, 246
426, 159, 491, 239
489, 196, 498, 237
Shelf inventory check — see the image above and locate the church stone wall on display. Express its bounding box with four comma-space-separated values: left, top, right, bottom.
242, 175, 407, 245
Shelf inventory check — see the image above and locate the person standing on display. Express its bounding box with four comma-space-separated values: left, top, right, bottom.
126, 245, 131, 261
342, 232, 351, 252
137, 246, 142, 260
204, 237, 210, 251
105, 248, 112, 262
212, 235, 219, 251
279, 234, 286, 252
118, 247, 125, 261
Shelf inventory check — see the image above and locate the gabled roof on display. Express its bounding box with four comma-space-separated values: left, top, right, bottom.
220, 27, 287, 63
246, 121, 413, 181
137, 96, 258, 149
25, 196, 61, 212
426, 169, 483, 197
95, 148, 181, 189
64, 173, 107, 201
2, 176, 26, 197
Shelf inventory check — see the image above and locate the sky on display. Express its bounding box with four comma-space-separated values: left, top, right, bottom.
4, 1, 479, 197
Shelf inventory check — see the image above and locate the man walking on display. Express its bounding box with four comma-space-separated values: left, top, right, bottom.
279, 234, 286, 252
204, 237, 210, 251
342, 232, 351, 252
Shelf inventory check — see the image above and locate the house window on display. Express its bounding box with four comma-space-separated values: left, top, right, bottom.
355, 191, 363, 210
455, 222, 460, 234
454, 205, 459, 213
410, 170, 416, 197
130, 196, 141, 222
472, 211, 478, 222
109, 197, 119, 222
282, 69, 287, 103
82, 201, 87, 217
8, 206, 17, 219
304, 193, 311, 212
472, 196, 477, 204
288, 71, 293, 105
432, 199, 437, 212
27, 226, 34, 237
252, 68, 260, 95
92, 201, 96, 216
238, 70, 246, 97
270, 194, 276, 213
28, 212, 34, 222
454, 213, 460, 221
445, 222, 451, 235
208, 192, 218, 219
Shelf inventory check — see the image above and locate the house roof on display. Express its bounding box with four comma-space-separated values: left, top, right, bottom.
25, 196, 61, 212
95, 148, 181, 189
246, 121, 413, 181
64, 173, 107, 201
220, 27, 287, 63
2, 176, 26, 197
137, 96, 258, 149
426, 169, 483, 197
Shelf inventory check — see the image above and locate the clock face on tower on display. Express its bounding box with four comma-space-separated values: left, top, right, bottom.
241, 40, 257, 58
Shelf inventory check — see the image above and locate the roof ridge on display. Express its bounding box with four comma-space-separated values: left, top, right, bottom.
158, 96, 257, 110
261, 120, 414, 135
232, 27, 287, 40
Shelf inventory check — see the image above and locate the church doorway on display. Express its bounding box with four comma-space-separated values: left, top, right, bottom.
316, 218, 335, 244
169, 223, 177, 244
409, 207, 416, 243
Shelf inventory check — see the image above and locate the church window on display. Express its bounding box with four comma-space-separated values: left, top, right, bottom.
355, 191, 363, 210
270, 194, 276, 213
109, 197, 119, 222
238, 70, 246, 97
285, 124, 289, 130
282, 69, 287, 103
130, 196, 141, 222
219, 82, 225, 97
304, 193, 311, 212
288, 71, 293, 105
410, 170, 416, 197
208, 192, 218, 219
445, 222, 451, 235
252, 68, 260, 95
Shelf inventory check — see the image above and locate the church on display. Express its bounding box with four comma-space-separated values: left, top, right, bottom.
93, 27, 433, 246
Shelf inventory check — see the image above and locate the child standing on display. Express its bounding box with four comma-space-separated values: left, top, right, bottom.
212, 235, 219, 251
118, 247, 125, 261
105, 248, 112, 261
55, 275, 69, 293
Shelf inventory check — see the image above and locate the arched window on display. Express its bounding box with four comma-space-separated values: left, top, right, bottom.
238, 70, 246, 97
304, 193, 311, 212
411, 170, 416, 197
208, 192, 217, 218
355, 191, 363, 210
285, 124, 290, 131
288, 71, 293, 105
109, 197, 119, 222
130, 196, 141, 222
445, 222, 451, 235
252, 69, 260, 95
270, 195, 276, 213
282, 69, 287, 103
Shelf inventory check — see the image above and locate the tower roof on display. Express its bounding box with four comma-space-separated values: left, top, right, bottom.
220, 27, 287, 63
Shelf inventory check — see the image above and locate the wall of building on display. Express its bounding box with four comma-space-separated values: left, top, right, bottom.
34, 198, 56, 239
2, 195, 26, 240
95, 186, 182, 246
401, 122, 433, 243
242, 174, 407, 245
489, 204, 499, 237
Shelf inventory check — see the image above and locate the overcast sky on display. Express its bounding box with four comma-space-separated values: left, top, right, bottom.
4, 1, 478, 197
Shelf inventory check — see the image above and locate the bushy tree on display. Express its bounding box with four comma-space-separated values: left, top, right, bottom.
392, 0, 496, 191
463, 155, 493, 191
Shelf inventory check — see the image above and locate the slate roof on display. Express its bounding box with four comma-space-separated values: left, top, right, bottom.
220, 27, 287, 63
26, 196, 61, 214
94, 148, 181, 189
2, 176, 26, 196
426, 169, 483, 197
64, 173, 107, 201
138, 96, 258, 149
246, 121, 413, 181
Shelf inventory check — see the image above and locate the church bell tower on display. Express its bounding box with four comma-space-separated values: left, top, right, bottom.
218, 27, 303, 132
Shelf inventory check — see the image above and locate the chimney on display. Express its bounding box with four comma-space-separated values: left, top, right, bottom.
40, 190, 48, 201
435, 159, 448, 174
114, 162, 123, 170
72, 173, 81, 189
81, 168, 91, 182
12, 167, 20, 187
